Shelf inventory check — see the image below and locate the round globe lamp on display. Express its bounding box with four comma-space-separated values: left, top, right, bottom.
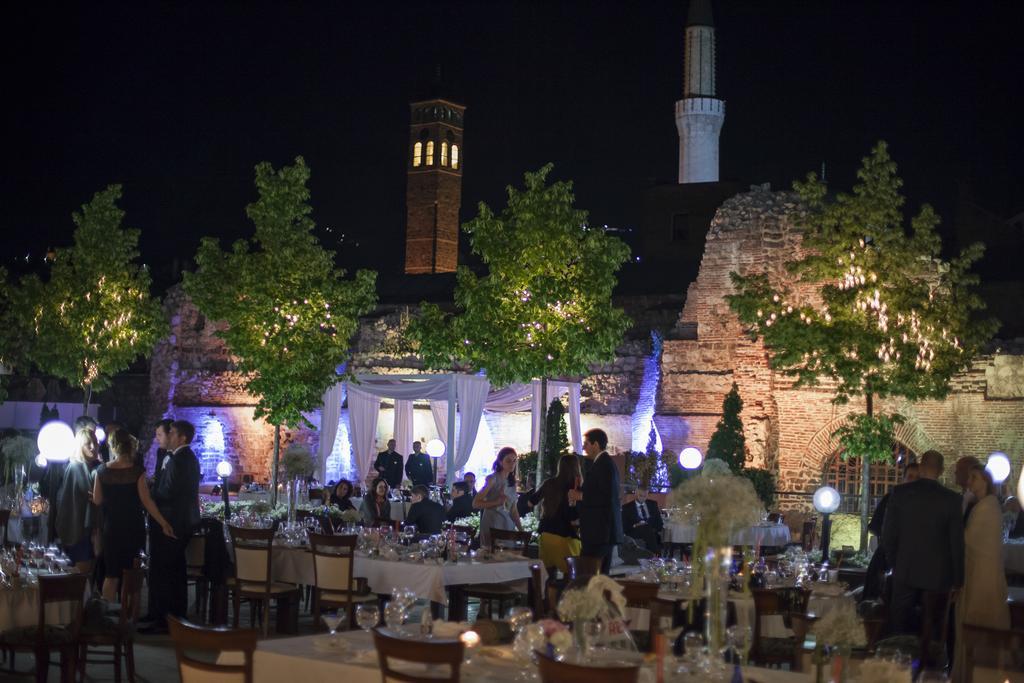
986, 452, 1011, 485
216, 460, 233, 519
679, 447, 703, 470
37, 421, 74, 462
813, 485, 841, 561
426, 439, 445, 483
95, 426, 107, 444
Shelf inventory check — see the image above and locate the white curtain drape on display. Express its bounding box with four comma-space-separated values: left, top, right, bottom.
526, 381, 583, 453
454, 375, 490, 473
393, 400, 414, 455
318, 382, 344, 482
430, 401, 448, 444
346, 386, 380, 483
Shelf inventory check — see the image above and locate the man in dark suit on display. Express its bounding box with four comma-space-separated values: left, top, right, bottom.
622, 486, 663, 554
445, 482, 476, 522
153, 418, 173, 476
405, 441, 434, 487
373, 439, 404, 489
405, 485, 444, 535
569, 428, 623, 574
146, 419, 201, 632
882, 450, 964, 635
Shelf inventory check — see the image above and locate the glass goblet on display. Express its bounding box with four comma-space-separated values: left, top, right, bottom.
384, 601, 406, 630
356, 604, 380, 632
321, 610, 345, 643
505, 606, 533, 635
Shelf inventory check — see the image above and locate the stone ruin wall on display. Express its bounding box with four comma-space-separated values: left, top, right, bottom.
656, 187, 1024, 512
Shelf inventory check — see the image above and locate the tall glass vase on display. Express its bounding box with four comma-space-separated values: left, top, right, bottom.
704, 546, 732, 663
287, 479, 298, 524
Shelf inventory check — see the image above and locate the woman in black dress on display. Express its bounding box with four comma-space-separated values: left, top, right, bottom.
91, 428, 175, 600
329, 478, 356, 511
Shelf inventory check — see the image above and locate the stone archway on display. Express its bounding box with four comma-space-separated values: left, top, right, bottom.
802, 413, 935, 483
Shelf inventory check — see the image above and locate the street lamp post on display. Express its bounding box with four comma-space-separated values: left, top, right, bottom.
813, 485, 841, 562
216, 460, 233, 520
426, 439, 446, 485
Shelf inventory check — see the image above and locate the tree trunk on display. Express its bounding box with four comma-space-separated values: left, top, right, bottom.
535, 377, 548, 488
82, 384, 92, 414
860, 392, 873, 552
270, 424, 281, 507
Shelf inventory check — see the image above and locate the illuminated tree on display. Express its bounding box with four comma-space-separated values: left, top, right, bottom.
412, 164, 631, 480
727, 142, 996, 546
19, 186, 167, 410
184, 157, 377, 503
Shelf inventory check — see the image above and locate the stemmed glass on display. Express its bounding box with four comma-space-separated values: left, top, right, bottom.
321, 610, 345, 646
384, 601, 407, 631
356, 604, 380, 633
506, 606, 533, 635
726, 624, 751, 666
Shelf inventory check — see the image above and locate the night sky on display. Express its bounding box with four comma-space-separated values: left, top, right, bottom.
5, 1, 1022, 288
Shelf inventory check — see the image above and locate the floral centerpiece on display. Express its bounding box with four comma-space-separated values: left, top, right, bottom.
667, 458, 764, 660
557, 575, 634, 652
811, 600, 866, 683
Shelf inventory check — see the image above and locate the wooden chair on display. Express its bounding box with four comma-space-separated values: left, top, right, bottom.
0, 572, 87, 683
185, 525, 210, 621
167, 616, 257, 683
308, 533, 376, 629
960, 623, 1024, 682
464, 560, 543, 620
619, 581, 661, 651
226, 525, 300, 637
750, 587, 811, 669
372, 627, 463, 683
536, 650, 639, 683
78, 566, 143, 683
463, 529, 537, 618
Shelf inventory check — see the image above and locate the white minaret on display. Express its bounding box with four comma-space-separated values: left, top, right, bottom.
675, 0, 725, 183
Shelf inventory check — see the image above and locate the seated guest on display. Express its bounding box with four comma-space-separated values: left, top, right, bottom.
405, 485, 444, 535
621, 486, 663, 554
446, 482, 476, 522
329, 479, 356, 511
360, 478, 392, 525
463, 472, 477, 497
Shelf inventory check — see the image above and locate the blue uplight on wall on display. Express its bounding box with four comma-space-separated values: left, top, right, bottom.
631, 331, 663, 452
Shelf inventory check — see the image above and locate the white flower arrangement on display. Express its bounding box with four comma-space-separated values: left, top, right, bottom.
811, 600, 866, 649
667, 464, 764, 546
339, 508, 362, 524
700, 458, 733, 478
557, 574, 627, 623
451, 515, 481, 534
282, 444, 316, 481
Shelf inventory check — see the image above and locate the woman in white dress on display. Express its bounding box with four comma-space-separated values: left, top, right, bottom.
952, 464, 1010, 680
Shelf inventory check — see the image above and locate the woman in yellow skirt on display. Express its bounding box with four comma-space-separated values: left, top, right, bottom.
529, 454, 583, 575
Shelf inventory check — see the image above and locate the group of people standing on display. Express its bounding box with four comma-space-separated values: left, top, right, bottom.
874, 449, 1010, 676
37, 416, 200, 633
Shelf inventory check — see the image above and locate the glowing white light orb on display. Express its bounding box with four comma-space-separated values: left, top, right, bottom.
34, 454, 48, 468
679, 447, 703, 470
426, 439, 446, 459
216, 460, 233, 478
37, 421, 74, 462
985, 452, 1011, 485
95, 426, 106, 444
813, 486, 841, 514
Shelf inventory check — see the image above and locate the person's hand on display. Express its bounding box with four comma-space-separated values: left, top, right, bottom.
567, 490, 582, 504
160, 521, 177, 539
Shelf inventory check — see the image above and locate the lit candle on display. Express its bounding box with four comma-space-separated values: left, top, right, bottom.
459, 630, 481, 662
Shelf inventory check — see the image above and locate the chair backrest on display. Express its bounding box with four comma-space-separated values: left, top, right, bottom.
309, 533, 357, 593
490, 528, 532, 553
118, 567, 146, 628
619, 581, 661, 648
308, 488, 324, 503
536, 651, 639, 683
529, 563, 543, 617
37, 573, 88, 643
752, 587, 810, 638
372, 627, 463, 683
228, 525, 275, 587
566, 555, 602, 581
186, 534, 206, 570
168, 616, 258, 683
961, 623, 1024, 683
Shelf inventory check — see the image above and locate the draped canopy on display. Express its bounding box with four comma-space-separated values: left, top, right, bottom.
326, 373, 582, 484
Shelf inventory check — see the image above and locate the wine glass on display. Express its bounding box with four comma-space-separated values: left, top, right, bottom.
505, 606, 533, 635
384, 601, 406, 630
356, 604, 379, 633
321, 610, 345, 644
727, 624, 751, 666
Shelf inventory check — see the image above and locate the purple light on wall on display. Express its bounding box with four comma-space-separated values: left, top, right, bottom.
197, 415, 226, 481
631, 331, 664, 452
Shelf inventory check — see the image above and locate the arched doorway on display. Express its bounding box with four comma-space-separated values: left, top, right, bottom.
822, 443, 916, 515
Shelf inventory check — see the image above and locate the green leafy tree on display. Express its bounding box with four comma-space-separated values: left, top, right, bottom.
706, 383, 746, 474
411, 164, 631, 481
18, 186, 167, 409
0, 267, 32, 404
184, 158, 377, 504
543, 398, 569, 476
726, 142, 996, 546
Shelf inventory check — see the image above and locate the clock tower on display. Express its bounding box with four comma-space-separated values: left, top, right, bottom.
404, 98, 465, 274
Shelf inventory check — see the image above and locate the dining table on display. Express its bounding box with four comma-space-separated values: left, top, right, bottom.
217, 629, 814, 683
0, 574, 76, 633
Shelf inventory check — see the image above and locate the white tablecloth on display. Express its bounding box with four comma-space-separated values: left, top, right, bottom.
219, 631, 812, 683
0, 580, 75, 632
350, 498, 408, 522
1004, 540, 1024, 574
270, 547, 535, 605
663, 523, 791, 547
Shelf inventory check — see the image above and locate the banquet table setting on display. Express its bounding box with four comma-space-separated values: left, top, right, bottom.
662, 519, 792, 547
0, 544, 76, 632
